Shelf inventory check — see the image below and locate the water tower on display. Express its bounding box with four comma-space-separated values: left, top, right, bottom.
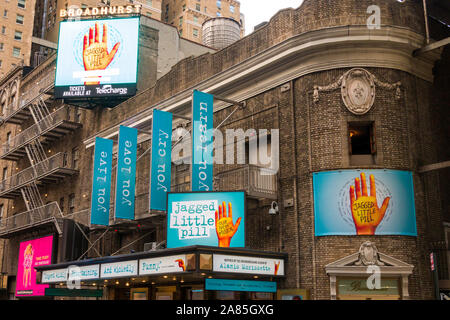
202, 17, 241, 50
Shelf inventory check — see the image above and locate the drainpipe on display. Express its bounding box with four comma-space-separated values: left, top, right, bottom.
422, 0, 430, 44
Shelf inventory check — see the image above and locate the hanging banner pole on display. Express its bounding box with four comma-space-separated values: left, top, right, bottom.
90, 137, 114, 226
149, 109, 173, 211
114, 126, 138, 220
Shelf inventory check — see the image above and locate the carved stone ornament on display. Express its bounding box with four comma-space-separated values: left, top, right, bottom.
354, 241, 385, 266
313, 68, 402, 115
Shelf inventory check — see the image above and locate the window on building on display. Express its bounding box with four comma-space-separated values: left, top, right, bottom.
217, 0, 221, 8
195, 3, 200, 11
0, 204, 3, 222
18, 0, 26, 9
2, 167, 7, 180
348, 122, 376, 164
69, 194, 75, 214
193, 15, 198, 23
217, 11, 221, 17
193, 28, 198, 37
0, 43, 3, 50
63, 152, 68, 167
16, 14, 24, 24
3, 10, 8, 17
182, 4, 186, 11
59, 197, 64, 213
2, 26, 6, 34
179, 29, 183, 36
72, 147, 79, 169
14, 31, 22, 41
0, 60, 2, 67
146, 0, 152, 7
6, 132, 11, 144
12, 47, 20, 57
230, 5, 235, 13
204, 6, 207, 13
179, 16, 183, 26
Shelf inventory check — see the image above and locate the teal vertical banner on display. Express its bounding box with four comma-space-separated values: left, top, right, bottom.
114, 126, 138, 220
149, 109, 173, 211
90, 137, 113, 226
191, 90, 213, 191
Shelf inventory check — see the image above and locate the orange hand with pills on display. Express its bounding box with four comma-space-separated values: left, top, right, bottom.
82, 22, 120, 85
215, 202, 241, 247
175, 259, 186, 271
274, 261, 281, 275
349, 172, 390, 235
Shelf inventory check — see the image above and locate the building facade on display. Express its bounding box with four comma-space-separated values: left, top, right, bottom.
0, 0, 449, 300
0, 0, 37, 77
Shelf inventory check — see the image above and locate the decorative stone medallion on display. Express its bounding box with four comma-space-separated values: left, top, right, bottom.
355, 241, 385, 266
341, 68, 375, 115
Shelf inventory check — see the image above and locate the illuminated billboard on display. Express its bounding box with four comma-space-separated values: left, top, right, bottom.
167, 191, 246, 248
16, 235, 54, 297
313, 169, 417, 236
54, 17, 139, 99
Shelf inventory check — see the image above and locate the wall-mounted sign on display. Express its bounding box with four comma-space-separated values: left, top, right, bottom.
191, 90, 214, 191
205, 278, 277, 293
139, 255, 187, 275
313, 169, 417, 236
60, 5, 142, 18
167, 191, 245, 248
100, 260, 138, 278
68, 265, 100, 281
90, 137, 113, 226
55, 17, 139, 100
149, 109, 173, 211
16, 235, 54, 297
213, 254, 284, 276
42, 264, 101, 284
42, 268, 68, 283
115, 126, 138, 220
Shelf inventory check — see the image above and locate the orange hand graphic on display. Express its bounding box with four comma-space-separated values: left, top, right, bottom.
175, 259, 186, 271
215, 202, 241, 247
274, 261, 280, 275
82, 22, 120, 85
349, 173, 390, 235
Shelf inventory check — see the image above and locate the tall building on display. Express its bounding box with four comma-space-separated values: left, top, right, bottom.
0, 0, 37, 77
161, 0, 243, 44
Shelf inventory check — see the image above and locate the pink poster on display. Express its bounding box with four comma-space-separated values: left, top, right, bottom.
15, 235, 54, 297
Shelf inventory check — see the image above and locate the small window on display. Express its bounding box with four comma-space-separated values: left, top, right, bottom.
0, 204, 3, 222
217, 0, 221, 8
69, 194, 75, 214
3, 10, 8, 17
14, 31, 22, 41
18, 0, 26, 9
179, 16, 183, 26
2, 167, 7, 180
16, 14, 24, 24
193, 28, 198, 37
216, 11, 221, 17
2, 26, 6, 34
193, 16, 198, 23
0, 43, 3, 50
182, 4, 186, 11
12, 47, 20, 57
59, 197, 64, 213
195, 3, 200, 11
6, 132, 11, 144
230, 5, 235, 13
348, 123, 375, 155
72, 147, 79, 169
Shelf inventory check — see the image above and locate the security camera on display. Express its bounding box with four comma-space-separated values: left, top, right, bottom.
268, 201, 279, 215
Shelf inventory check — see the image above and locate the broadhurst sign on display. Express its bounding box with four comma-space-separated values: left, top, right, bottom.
54, 17, 139, 99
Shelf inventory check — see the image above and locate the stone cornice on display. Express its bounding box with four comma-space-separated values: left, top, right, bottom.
84, 25, 440, 148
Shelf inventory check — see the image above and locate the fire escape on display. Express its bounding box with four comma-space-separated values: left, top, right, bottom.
0, 63, 82, 238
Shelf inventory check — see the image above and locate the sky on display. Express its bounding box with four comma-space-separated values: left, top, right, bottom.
240, 0, 304, 35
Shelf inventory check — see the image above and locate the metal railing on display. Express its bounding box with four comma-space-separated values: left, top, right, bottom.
0, 105, 78, 157
1, 71, 55, 120
0, 201, 62, 236
0, 152, 73, 195
216, 165, 278, 199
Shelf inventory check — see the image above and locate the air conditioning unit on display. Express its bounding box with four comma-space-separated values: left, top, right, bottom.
144, 242, 158, 251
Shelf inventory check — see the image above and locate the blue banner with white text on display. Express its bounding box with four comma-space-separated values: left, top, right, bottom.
114, 126, 138, 220
149, 109, 173, 211
191, 90, 213, 191
91, 137, 113, 226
